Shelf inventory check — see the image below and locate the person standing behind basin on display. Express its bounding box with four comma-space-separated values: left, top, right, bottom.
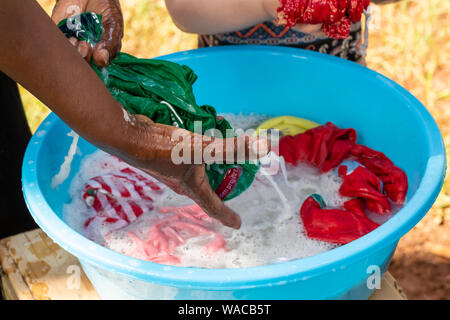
0, 0, 269, 238
164, 0, 399, 64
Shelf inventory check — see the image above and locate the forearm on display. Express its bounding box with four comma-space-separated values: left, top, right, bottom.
165, 0, 276, 34
0, 0, 134, 157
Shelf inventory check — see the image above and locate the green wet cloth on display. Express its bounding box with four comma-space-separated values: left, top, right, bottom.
58, 13, 259, 201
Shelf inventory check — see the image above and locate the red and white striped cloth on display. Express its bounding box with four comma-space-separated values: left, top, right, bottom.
80, 157, 226, 265
82, 166, 163, 231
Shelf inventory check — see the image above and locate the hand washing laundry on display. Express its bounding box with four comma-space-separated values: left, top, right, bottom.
58, 12, 259, 201
57, 14, 407, 265
64, 113, 408, 267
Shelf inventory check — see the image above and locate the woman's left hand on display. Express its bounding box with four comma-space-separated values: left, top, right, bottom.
51, 0, 123, 67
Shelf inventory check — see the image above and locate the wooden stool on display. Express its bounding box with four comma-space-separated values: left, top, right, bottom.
0, 229, 407, 300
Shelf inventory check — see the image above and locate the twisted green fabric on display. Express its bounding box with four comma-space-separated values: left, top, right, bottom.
58, 13, 259, 201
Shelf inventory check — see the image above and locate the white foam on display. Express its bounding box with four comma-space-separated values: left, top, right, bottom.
51, 131, 79, 188
218, 112, 271, 132
122, 107, 132, 123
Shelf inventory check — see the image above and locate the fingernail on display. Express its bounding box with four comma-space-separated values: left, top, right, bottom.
228, 214, 242, 229
78, 45, 88, 58
97, 49, 110, 67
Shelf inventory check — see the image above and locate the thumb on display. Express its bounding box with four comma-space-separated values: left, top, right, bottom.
51, 0, 88, 24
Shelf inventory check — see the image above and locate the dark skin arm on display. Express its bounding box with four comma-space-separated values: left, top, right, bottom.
0, 0, 269, 229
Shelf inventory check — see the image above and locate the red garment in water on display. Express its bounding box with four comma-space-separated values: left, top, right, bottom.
279, 122, 357, 172
278, 122, 408, 244
278, 123, 408, 205
81, 159, 226, 265
300, 195, 379, 244
82, 167, 163, 231
129, 205, 226, 265
343, 198, 366, 216
338, 165, 391, 214
350, 144, 408, 203
277, 0, 370, 39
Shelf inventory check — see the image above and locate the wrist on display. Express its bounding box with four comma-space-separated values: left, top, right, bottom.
86, 105, 144, 163
110, 108, 149, 161
113, 112, 169, 168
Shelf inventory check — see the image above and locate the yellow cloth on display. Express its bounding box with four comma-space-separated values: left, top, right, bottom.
256, 116, 320, 136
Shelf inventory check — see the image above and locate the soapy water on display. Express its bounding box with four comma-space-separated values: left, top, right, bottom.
51, 131, 79, 189
63, 114, 353, 268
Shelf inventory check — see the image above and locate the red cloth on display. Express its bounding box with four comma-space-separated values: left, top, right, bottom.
278, 122, 408, 244
338, 165, 391, 214
129, 205, 226, 265
279, 122, 356, 172
343, 198, 366, 216
277, 0, 370, 39
278, 123, 408, 205
300, 195, 379, 244
81, 159, 226, 265
350, 144, 408, 203
82, 166, 163, 231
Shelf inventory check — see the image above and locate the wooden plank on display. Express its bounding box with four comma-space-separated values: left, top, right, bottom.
1, 271, 19, 300
0, 238, 34, 300
369, 271, 407, 300
0, 229, 99, 300
1, 229, 406, 300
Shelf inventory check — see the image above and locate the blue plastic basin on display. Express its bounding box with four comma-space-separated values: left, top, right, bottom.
22, 46, 446, 299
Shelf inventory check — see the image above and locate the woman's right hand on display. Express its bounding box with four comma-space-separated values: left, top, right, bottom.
117, 113, 270, 229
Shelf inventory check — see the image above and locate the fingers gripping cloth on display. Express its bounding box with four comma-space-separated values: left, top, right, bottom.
278, 122, 408, 244
58, 13, 259, 201
277, 0, 370, 39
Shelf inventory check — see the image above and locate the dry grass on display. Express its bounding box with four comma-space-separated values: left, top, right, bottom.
368, 1, 449, 112
367, 0, 450, 222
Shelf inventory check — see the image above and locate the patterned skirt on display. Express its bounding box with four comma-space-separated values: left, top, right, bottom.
198, 21, 366, 63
